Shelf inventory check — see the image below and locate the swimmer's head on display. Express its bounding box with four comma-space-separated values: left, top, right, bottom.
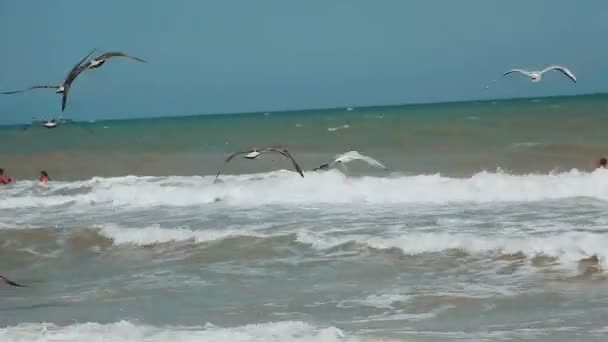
600, 158, 607, 167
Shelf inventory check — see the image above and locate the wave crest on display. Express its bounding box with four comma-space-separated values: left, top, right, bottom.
1, 169, 607, 209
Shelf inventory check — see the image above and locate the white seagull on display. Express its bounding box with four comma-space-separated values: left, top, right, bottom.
313, 151, 388, 171
484, 65, 577, 90
214, 146, 305, 183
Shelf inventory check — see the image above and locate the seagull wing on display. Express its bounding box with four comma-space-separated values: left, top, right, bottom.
330, 151, 387, 170
483, 69, 532, 91
0, 85, 59, 95
0, 275, 26, 287
65, 48, 97, 82
213, 150, 254, 183
540, 65, 577, 83
61, 84, 71, 112
358, 155, 388, 169
96, 51, 147, 63
60, 50, 97, 113
265, 148, 305, 178
503, 69, 533, 77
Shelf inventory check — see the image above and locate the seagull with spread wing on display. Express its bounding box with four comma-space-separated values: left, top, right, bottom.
313, 151, 388, 171
484, 65, 577, 90
214, 147, 304, 183
1, 49, 97, 111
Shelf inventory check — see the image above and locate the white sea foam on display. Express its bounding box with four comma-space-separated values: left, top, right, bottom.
328, 124, 350, 131
0, 320, 386, 342
297, 230, 608, 265
339, 292, 412, 309
1, 169, 608, 209
96, 224, 267, 246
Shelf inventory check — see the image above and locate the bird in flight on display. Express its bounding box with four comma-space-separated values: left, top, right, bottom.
1, 49, 97, 111
484, 65, 577, 90
313, 151, 388, 171
214, 146, 305, 183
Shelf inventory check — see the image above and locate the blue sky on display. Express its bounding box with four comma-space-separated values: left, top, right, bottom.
0, 1, 606, 124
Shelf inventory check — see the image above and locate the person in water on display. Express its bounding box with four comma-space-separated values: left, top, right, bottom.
39, 170, 50, 183
597, 158, 607, 169
0, 168, 13, 185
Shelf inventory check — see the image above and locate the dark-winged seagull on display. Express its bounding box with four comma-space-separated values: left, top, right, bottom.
87, 51, 147, 69
0, 49, 97, 111
214, 147, 305, 183
0, 275, 26, 287
484, 65, 577, 90
60, 49, 101, 111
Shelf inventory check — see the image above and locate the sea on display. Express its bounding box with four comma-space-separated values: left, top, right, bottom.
1, 94, 608, 341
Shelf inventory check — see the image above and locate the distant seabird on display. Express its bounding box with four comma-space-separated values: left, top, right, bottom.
0, 275, 26, 287
87, 51, 147, 69
20, 115, 94, 134
214, 147, 304, 183
0, 49, 97, 111
313, 151, 388, 171
41, 118, 58, 129
484, 65, 577, 90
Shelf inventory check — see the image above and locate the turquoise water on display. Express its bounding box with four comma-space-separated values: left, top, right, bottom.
1, 94, 608, 341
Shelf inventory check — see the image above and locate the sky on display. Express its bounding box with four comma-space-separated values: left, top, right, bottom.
0, 1, 607, 124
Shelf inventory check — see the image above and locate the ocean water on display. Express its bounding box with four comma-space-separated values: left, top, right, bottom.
1, 94, 608, 341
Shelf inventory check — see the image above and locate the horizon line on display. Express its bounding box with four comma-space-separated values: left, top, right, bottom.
1, 91, 605, 127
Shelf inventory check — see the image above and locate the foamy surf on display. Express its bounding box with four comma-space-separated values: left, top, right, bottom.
0, 321, 385, 342
96, 223, 270, 246
1, 169, 608, 209
2, 221, 604, 268
296, 230, 608, 266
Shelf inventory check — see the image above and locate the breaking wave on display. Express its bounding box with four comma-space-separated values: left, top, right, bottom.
0, 320, 383, 342
0, 169, 607, 209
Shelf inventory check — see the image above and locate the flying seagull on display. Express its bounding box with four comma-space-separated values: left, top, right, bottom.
86, 51, 147, 69
313, 151, 388, 171
484, 65, 576, 90
0, 49, 97, 111
60, 49, 101, 111
22, 114, 95, 134
0, 275, 26, 287
214, 147, 304, 183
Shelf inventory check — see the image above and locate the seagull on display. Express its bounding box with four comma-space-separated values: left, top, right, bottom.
0, 275, 26, 287
87, 51, 147, 70
313, 151, 388, 171
60, 49, 100, 111
0, 49, 97, 111
214, 147, 304, 183
21, 114, 94, 134
484, 65, 577, 90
